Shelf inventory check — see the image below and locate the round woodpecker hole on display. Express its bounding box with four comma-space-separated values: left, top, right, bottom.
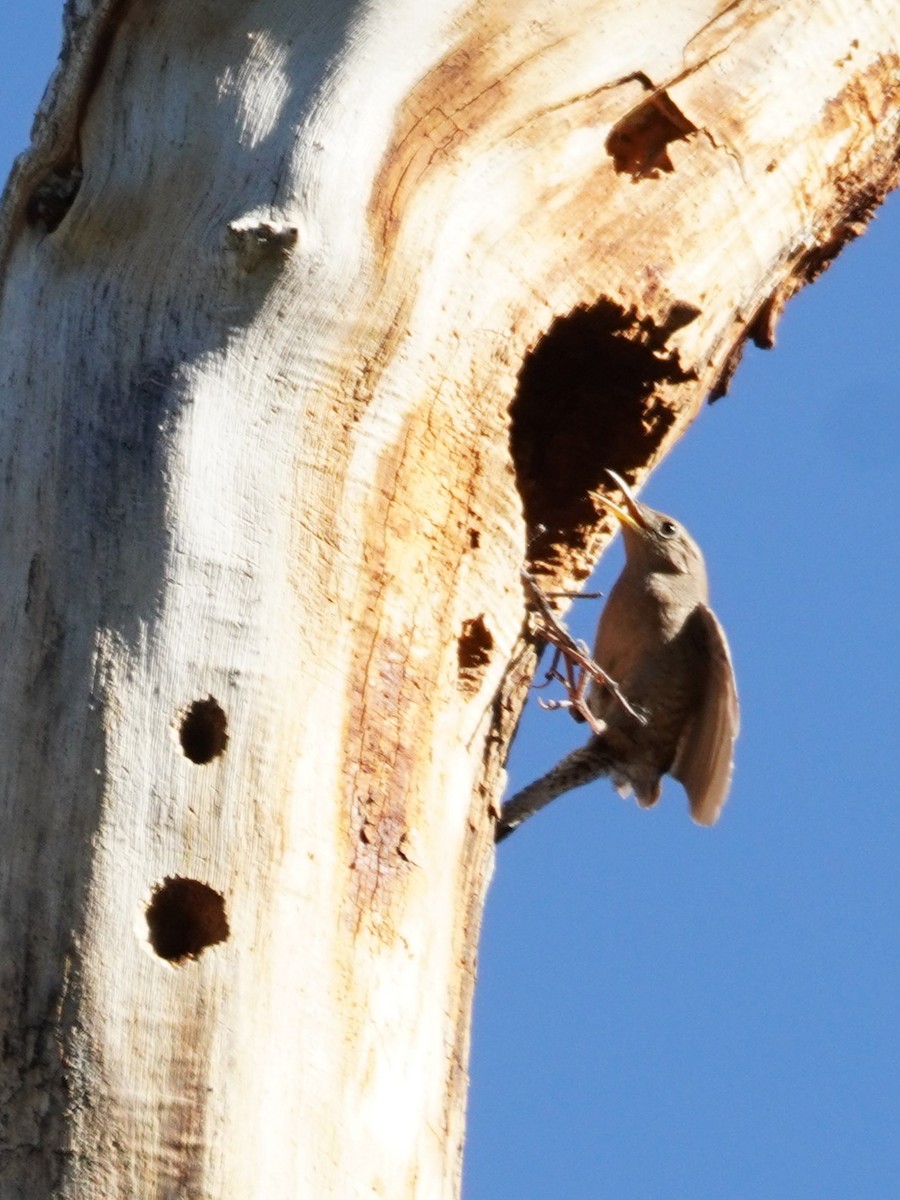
178, 696, 228, 764
145, 877, 229, 963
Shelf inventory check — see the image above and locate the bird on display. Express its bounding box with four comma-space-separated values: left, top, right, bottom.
496, 470, 739, 841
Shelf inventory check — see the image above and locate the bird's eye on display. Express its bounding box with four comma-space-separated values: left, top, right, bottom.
659, 520, 677, 537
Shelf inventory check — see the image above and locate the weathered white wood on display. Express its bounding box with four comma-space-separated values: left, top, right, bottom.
0, 0, 898, 1195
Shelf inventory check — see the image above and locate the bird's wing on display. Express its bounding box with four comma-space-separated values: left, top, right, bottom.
672, 603, 740, 826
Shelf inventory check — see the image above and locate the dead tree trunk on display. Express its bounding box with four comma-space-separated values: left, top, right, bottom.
0, 1, 897, 1195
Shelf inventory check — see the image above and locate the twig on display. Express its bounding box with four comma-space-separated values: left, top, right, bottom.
521, 567, 647, 727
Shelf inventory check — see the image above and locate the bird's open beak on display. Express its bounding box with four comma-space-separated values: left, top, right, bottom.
601, 469, 648, 532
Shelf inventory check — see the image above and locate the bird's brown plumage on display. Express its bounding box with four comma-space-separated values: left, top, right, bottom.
496, 471, 739, 840
586, 470, 739, 825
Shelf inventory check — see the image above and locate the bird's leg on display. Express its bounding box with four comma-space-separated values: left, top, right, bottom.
536, 645, 609, 736
496, 736, 616, 841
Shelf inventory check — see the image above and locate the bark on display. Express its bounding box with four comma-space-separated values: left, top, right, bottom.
0, 0, 897, 1196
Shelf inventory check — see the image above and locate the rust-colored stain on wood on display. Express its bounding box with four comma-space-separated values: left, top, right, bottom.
368, 18, 555, 262
341, 395, 478, 928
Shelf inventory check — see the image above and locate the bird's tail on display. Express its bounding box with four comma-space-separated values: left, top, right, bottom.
495, 737, 613, 842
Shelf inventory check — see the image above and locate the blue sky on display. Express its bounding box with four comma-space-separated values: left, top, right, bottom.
3, 8, 899, 1198
474, 197, 900, 1196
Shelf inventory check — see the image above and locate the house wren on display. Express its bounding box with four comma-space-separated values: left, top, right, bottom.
497, 470, 739, 840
